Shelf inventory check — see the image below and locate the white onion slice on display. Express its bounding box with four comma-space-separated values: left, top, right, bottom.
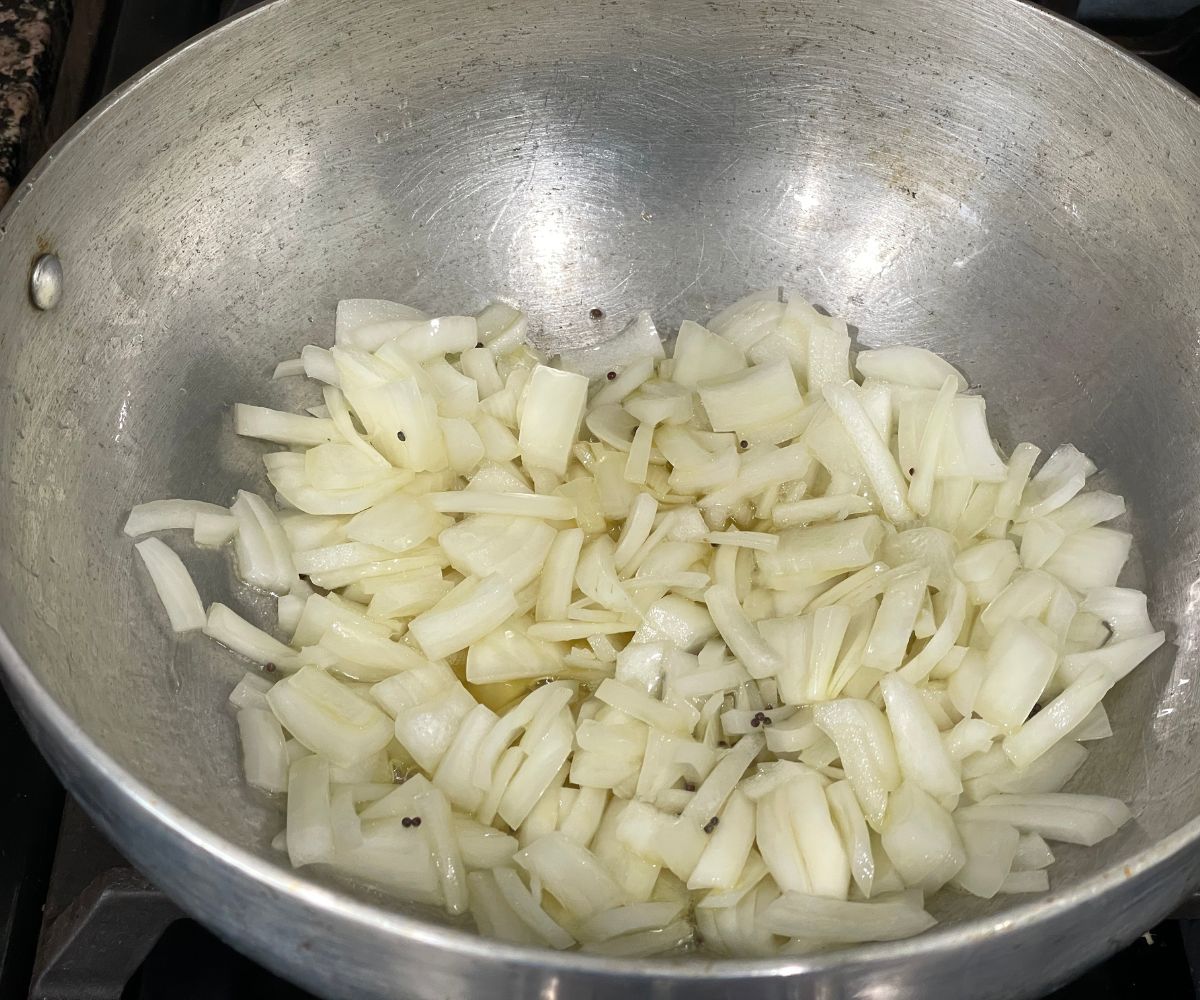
951, 819, 1019, 899
763, 890, 935, 943
234, 404, 338, 447
133, 537, 206, 632
129, 287, 1156, 956
955, 793, 1132, 846
237, 707, 289, 793
518, 366, 589, 475
813, 700, 900, 827
266, 665, 393, 768
408, 574, 518, 661
881, 783, 965, 892
124, 499, 230, 537
204, 603, 297, 668
514, 833, 628, 919
286, 755, 334, 866
491, 866, 576, 948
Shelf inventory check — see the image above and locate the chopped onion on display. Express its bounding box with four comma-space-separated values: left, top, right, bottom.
133, 537, 206, 632
965, 739, 1088, 802
518, 366, 589, 475
1043, 527, 1132, 592
229, 671, 273, 710
671, 320, 746, 387
267, 665, 393, 767
856, 346, 967, 392
514, 832, 628, 919
194, 511, 238, 547
880, 673, 961, 799
491, 866, 576, 948
687, 789, 755, 890
682, 733, 766, 826
763, 890, 935, 943
955, 793, 1132, 846
999, 869, 1050, 894
204, 603, 297, 668
1012, 832, 1055, 871
124, 499, 230, 537
234, 404, 338, 447
415, 785, 469, 915
703, 584, 780, 679
697, 360, 803, 435
232, 491, 297, 594
974, 620, 1058, 733
1002, 667, 1111, 769
826, 779, 874, 897
881, 783, 965, 892
578, 900, 686, 943
237, 707, 289, 793
813, 700, 901, 827
1059, 631, 1165, 687
823, 384, 913, 524
408, 574, 518, 660
286, 755, 334, 866
616, 801, 707, 882
128, 287, 1156, 956
951, 819, 1019, 899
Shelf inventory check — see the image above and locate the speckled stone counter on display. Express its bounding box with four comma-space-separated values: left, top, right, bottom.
0, 0, 70, 206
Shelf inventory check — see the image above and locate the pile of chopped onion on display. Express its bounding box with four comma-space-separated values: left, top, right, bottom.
126, 289, 1161, 957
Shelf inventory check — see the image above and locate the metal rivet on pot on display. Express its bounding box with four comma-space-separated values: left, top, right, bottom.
30, 253, 63, 311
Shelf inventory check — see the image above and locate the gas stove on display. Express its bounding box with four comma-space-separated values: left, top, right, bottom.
4, 1, 1200, 998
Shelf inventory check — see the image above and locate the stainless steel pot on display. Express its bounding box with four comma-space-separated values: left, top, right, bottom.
1, 0, 1199, 996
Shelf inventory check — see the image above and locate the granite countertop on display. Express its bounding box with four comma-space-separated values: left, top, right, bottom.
0, 0, 69, 207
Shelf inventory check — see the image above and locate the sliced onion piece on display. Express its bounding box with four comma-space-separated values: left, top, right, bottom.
124, 499, 230, 537
415, 784, 469, 915
823, 384, 913, 524
267, 665, 393, 767
951, 819, 1019, 899
698, 360, 803, 435
812, 699, 901, 827
671, 320, 746, 387
234, 404, 338, 447
513, 832, 628, 920
955, 793, 1132, 846
704, 584, 780, 679
133, 537, 206, 632
856, 346, 967, 392
408, 574, 518, 661
880, 782, 966, 892
518, 366, 589, 475
682, 733, 766, 826
204, 603, 297, 669
131, 286, 1160, 956
763, 890, 935, 943
237, 707, 289, 793
286, 755, 334, 866
974, 620, 1058, 733
1012, 832, 1055, 872
491, 866, 577, 949
880, 673, 962, 799
999, 869, 1050, 894
578, 900, 686, 944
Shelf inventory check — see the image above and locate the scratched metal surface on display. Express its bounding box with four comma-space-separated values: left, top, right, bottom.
0, 0, 1199, 997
